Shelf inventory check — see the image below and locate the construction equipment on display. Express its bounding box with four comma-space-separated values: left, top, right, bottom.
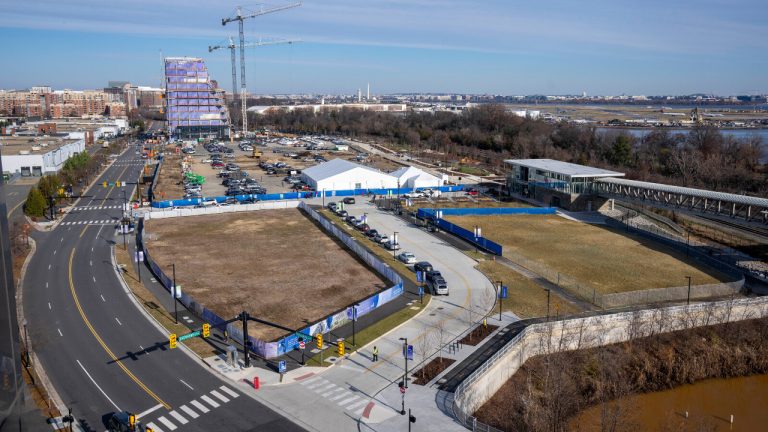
221, 2, 302, 136
252, 148, 263, 159
208, 36, 300, 135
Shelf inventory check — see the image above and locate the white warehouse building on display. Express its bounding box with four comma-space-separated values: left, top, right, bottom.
301, 158, 399, 191
390, 166, 445, 189
0, 136, 86, 177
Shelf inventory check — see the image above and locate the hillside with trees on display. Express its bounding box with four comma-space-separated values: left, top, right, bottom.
252, 105, 767, 195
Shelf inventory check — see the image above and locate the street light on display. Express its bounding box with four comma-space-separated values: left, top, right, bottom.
686, 276, 692, 305
496, 280, 503, 321
399, 337, 408, 389
393, 231, 399, 258
545, 288, 551, 321
352, 303, 359, 346
172, 263, 178, 324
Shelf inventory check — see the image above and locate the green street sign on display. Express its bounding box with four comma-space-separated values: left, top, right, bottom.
178, 330, 201, 341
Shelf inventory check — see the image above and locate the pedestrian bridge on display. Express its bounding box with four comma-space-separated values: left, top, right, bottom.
594, 177, 768, 224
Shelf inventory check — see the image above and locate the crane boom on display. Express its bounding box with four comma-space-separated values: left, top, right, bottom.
221, 2, 302, 136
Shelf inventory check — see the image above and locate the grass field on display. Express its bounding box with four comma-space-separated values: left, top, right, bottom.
144, 209, 389, 340
447, 215, 732, 295
475, 260, 580, 319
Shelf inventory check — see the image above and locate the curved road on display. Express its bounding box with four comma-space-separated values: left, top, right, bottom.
23, 145, 305, 431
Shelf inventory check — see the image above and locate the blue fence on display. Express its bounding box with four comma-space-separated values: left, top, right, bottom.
137, 203, 405, 359
150, 184, 465, 208
416, 207, 556, 255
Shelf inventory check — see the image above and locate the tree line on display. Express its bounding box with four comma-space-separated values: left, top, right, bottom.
251, 104, 767, 195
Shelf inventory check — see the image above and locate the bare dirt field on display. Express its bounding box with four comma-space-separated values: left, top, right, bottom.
152, 153, 186, 200
144, 209, 389, 340
447, 215, 732, 294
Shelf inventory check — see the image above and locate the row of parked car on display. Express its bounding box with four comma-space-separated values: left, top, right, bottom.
326, 201, 449, 296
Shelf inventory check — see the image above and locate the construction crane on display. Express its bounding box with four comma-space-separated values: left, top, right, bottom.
221, 2, 302, 136
208, 36, 299, 134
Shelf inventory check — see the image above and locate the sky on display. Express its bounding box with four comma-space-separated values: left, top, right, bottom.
0, 0, 767, 95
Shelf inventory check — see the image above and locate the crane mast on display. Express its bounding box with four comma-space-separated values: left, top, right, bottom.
221, 2, 302, 137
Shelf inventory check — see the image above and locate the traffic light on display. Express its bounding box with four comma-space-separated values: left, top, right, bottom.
103, 181, 108, 188
202, 323, 210, 338
169, 333, 177, 349
315, 333, 323, 350
337, 340, 345, 357
128, 414, 136, 427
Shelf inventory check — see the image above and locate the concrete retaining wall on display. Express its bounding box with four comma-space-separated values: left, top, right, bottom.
453, 297, 768, 424
599, 278, 745, 309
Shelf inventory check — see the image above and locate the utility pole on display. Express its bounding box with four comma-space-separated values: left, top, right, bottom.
172, 263, 178, 324
399, 337, 409, 388
221, 2, 302, 136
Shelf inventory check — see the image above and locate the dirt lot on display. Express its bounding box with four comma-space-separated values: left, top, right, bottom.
152, 153, 186, 201
144, 209, 389, 340
447, 215, 731, 294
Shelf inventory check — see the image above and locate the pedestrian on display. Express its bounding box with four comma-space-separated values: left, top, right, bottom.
372, 346, 379, 362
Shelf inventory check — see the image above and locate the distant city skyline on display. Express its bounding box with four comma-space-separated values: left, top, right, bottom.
1, 0, 766, 95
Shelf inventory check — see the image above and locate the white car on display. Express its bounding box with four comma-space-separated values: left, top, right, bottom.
384, 241, 401, 251
398, 252, 416, 264
377, 234, 390, 244
404, 191, 425, 199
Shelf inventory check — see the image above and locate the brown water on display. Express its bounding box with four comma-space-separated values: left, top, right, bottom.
570, 374, 768, 431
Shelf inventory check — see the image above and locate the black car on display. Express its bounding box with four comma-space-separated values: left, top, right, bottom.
240, 197, 259, 204
345, 215, 357, 224
426, 270, 444, 283
337, 210, 348, 218
414, 261, 433, 274
366, 229, 379, 238
328, 202, 338, 210
343, 197, 356, 204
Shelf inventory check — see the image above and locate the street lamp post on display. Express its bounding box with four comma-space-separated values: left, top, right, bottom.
172, 263, 178, 324
121, 189, 128, 250
497, 281, 503, 321
352, 303, 359, 346
393, 231, 399, 258
686, 276, 692, 305
399, 337, 408, 389
546, 288, 551, 321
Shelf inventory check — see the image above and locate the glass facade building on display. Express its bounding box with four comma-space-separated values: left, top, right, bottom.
164, 57, 229, 139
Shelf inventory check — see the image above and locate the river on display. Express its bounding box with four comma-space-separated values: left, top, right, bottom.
570, 374, 768, 431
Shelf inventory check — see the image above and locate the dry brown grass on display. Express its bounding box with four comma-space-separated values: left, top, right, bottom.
153, 153, 185, 200
447, 215, 731, 295
144, 209, 388, 340
476, 260, 580, 319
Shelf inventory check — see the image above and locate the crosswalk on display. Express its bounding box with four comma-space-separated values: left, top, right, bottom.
72, 205, 122, 211
60, 220, 117, 226
142, 385, 240, 432
298, 375, 371, 416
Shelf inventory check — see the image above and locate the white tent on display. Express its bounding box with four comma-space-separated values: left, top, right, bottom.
301, 158, 398, 191
390, 166, 443, 189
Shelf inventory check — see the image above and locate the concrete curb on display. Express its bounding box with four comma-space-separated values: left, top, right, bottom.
15, 237, 69, 416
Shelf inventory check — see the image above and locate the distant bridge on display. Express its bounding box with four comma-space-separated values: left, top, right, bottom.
594, 178, 768, 225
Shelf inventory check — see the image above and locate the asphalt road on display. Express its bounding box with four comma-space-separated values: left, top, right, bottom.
23, 144, 306, 432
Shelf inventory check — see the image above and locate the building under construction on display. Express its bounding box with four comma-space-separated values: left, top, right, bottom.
164, 57, 229, 139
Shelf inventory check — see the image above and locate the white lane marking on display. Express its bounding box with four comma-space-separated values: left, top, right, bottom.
321, 387, 346, 398
316, 383, 336, 392
45, 282, 48, 288
210, 389, 229, 403
60, 237, 64, 242
100, 294, 105, 302
91, 247, 94, 252
57, 328, 63, 337
338, 395, 360, 406
200, 395, 220, 408
92, 276, 96, 283
156, 416, 177, 431
48, 302, 51, 310
330, 391, 351, 401
90, 260, 93, 266
168, 410, 188, 425
347, 399, 369, 411
307, 379, 329, 389
76, 359, 120, 411
219, 385, 239, 398
53, 250, 56, 255
179, 379, 194, 390
137, 403, 163, 418
48, 264, 51, 270
145, 422, 162, 432
189, 399, 209, 414
179, 405, 199, 419
300, 376, 322, 386
115, 317, 122, 326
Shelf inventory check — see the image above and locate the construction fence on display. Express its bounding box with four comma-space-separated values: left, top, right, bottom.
137, 202, 403, 359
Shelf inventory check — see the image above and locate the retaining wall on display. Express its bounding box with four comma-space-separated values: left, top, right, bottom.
453, 297, 768, 429
138, 202, 403, 359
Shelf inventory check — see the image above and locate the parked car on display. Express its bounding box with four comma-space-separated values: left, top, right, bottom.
328, 202, 338, 210
345, 215, 357, 224
376, 234, 390, 244
240, 197, 259, 204
414, 261, 433, 274
337, 210, 348, 218
357, 223, 370, 232
384, 240, 401, 251
427, 277, 449, 295
466, 188, 479, 196
426, 270, 444, 283
398, 252, 416, 264
366, 229, 379, 238
343, 197, 356, 204
404, 191, 425, 199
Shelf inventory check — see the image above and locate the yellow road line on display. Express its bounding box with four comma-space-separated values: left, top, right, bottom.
79, 225, 89, 238
68, 248, 171, 409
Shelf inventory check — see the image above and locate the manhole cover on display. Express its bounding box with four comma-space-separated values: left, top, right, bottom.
429, 313, 436, 316
437, 307, 444, 310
